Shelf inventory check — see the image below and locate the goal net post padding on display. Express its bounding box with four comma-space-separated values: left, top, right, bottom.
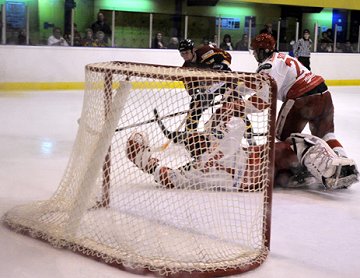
2, 62, 277, 277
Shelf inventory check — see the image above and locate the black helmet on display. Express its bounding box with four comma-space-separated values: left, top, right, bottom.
178, 39, 194, 52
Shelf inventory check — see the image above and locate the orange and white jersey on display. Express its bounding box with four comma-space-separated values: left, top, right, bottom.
256, 52, 324, 101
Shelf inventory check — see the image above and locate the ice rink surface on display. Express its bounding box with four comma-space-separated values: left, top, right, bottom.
0, 86, 359, 278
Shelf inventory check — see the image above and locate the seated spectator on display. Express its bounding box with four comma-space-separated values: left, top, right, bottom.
48, 27, 69, 46
326, 28, 334, 42
6, 30, 20, 45
318, 31, 333, 53
151, 32, 166, 49
220, 34, 234, 51
94, 31, 108, 47
82, 28, 96, 47
342, 40, 355, 53
335, 42, 344, 53
318, 42, 332, 52
167, 37, 179, 49
198, 37, 216, 48
320, 31, 332, 44
202, 37, 210, 46
235, 34, 249, 51
211, 35, 218, 47
17, 29, 28, 45
64, 23, 82, 46
260, 23, 277, 41
201, 37, 216, 48
91, 12, 112, 43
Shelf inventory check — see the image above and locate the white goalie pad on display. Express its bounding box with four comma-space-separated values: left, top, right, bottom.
126, 132, 153, 170
235, 83, 270, 114
289, 133, 358, 189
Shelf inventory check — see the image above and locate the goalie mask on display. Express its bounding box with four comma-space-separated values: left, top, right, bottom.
251, 34, 276, 63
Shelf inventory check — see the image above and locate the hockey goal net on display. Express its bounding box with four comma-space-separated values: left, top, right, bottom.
3, 62, 277, 277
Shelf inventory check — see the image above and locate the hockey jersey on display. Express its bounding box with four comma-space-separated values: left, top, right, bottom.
256, 52, 324, 101
182, 45, 232, 70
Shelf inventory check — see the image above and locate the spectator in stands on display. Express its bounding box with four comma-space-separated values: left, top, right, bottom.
6, 29, 31, 45
342, 40, 355, 53
260, 23, 277, 41
91, 12, 112, 44
326, 28, 334, 42
319, 31, 333, 52
319, 42, 332, 52
235, 34, 249, 51
167, 37, 179, 49
151, 32, 166, 49
6, 29, 19, 45
64, 23, 82, 46
48, 27, 69, 46
335, 42, 344, 53
220, 34, 234, 51
200, 37, 216, 48
212, 35, 218, 47
94, 31, 108, 47
293, 29, 312, 70
202, 37, 210, 46
82, 28, 96, 47
320, 31, 333, 44
17, 29, 27, 45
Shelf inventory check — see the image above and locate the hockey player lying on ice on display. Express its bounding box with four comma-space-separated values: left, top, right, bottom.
250, 33, 358, 188
126, 91, 357, 190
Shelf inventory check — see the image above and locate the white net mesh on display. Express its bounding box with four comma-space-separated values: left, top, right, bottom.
3, 62, 276, 276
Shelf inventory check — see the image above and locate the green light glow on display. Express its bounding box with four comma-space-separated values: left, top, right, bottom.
99, 0, 154, 12
309, 9, 333, 22
304, 8, 333, 29
215, 6, 255, 17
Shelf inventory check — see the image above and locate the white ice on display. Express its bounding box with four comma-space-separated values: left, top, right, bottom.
0, 87, 359, 278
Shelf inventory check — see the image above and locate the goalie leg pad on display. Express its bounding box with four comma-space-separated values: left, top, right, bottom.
289, 133, 358, 189
290, 133, 337, 180
126, 132, 158, 173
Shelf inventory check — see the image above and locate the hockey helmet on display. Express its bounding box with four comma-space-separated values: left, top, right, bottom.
251, 33, 276, 63
178, 39, 194, 52
251, 33, 276, 53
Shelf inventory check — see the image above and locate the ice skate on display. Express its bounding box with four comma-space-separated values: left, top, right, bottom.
324, 160, 358, 189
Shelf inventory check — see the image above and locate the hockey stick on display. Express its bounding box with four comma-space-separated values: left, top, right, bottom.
153, 86, 235, 152
114, 87, 268, 141
115, 82, 226, 133
114, 101, 221, 133
153, 111, 188, 152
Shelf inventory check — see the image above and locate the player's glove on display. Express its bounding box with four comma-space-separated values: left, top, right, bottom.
212, 63, 230, 71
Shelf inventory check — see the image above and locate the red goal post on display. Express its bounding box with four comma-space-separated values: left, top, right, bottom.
3, 61, 277, 277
